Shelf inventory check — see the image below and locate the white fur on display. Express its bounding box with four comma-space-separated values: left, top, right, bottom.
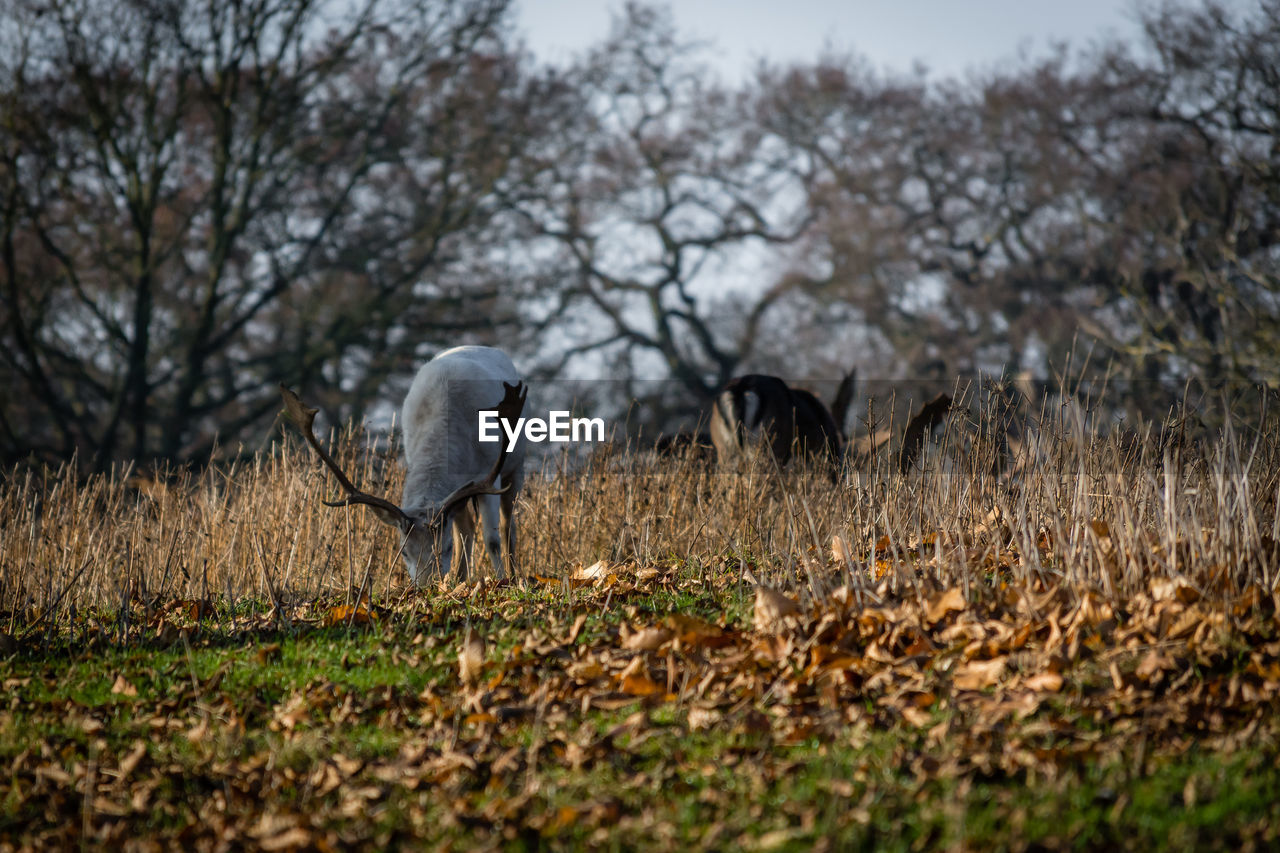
394, 346, 526, 584
711, 385, 780, 463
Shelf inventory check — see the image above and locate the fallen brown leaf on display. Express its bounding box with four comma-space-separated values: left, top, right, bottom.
753, 586, 801, 633
185, 716, 210, 743
574, 560, 611, 581
622, 625, 673, 652
110, 674, 137, 697
116, 741, 147, 781
322, 604, 372, 628
831, 535, 852, 564
1023, 671, 1064, 692
621, 673, 669, 698
687, 706, 722, 731
953, 656, 1008, 690
458, 626, 486, 687
1135, 649, 1177, 682
926, 587, 967, 625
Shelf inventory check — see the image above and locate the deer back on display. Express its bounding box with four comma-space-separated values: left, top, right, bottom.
400, 346, 527, 510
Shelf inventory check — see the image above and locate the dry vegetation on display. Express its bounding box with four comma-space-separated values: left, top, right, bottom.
5, 388, 1276, 617
1, 389, 1278, 849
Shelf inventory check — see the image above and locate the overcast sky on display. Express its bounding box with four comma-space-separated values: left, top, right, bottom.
514, 0, 1153, 80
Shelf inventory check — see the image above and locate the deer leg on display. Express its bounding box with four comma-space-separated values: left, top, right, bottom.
476, 492, 505, 580
451, 504, 476, 582
499, 473, 521, 577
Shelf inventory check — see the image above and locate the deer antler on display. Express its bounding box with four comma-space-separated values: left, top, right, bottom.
279, 384, 412, 525
438, 381, 528, 515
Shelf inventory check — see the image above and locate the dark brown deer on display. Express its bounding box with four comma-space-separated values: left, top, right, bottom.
709, 373, 848, 470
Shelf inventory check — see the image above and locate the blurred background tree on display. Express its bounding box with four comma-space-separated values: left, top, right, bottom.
497, 4, 815, 431
2, 0, 1276, 468
0, 0, 533, 469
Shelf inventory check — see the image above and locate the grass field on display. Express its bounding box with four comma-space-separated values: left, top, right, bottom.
1, 390, 1278, 850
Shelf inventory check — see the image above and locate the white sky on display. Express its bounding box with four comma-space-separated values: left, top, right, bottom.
514, 0, 1153, 80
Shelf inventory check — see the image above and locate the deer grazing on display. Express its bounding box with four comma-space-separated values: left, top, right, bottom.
709, 371, 854, 470
281, 346, 527, 585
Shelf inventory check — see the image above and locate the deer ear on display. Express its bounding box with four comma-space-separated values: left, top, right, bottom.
831, 368, 857, 438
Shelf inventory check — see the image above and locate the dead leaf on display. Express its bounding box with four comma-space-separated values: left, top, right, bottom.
1023, 671, 1064, 692
322, 604, 372, 627
251, 814, 312, 851
622, 625, 672, 652
110, 674, 138, 697
927, 587, 967, 625
458, 626, 486, 687
755, 828, 801, 850
117, 741, 147, 781
831, 535, 852, 564
589, 693, 642, 711
185, 716, 210, 743
953, 656, 1008, 690
667, 613, 730, 648
1109, 660, 1126, 690
621, 673, 668, 698
35, 764, 73, 786
184, 599, 214, 621
567, 660, 605, 681
568, 613, 588, 644
256, 643, 283, 664
900, 705, 932, 727
154, 619, 179, 645
271, 694, 310, 731
1135, 649, 1177, 682
574, 560, 610, 581
753, 586, 801, 633
687, 706, 722, 731
544, 805, 580, 835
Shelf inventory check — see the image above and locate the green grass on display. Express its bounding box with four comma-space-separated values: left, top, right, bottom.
2, 582, 1277, 851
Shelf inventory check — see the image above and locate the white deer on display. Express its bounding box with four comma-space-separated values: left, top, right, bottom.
281, 346, 527, 584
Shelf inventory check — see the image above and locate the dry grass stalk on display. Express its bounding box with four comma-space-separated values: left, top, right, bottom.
1, 392, 1276, 638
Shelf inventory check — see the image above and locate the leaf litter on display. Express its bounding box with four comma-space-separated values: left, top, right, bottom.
1, 550, 1278, 850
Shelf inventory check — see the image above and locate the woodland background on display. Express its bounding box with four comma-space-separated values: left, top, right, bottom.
2, 0, 1277, 470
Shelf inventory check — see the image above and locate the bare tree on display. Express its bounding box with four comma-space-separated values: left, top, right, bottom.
5, 0, 1273, 470
1080, 0, 1280, 391
0, 0, 530, 469
499, 4, 813, 426
753, 0, 1278, 412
